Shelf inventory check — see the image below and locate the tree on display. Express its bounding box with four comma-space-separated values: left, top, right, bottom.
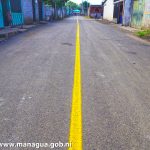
80, 1, 90, 15
65, 1, 80, 10
43, 0, 69, 7
43, 0, 69, 19
43, 0, 52, 5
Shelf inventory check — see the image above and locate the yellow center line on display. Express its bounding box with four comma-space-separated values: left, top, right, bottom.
68, 19, 83, 150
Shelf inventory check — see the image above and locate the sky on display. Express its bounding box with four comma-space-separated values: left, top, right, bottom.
71, 0, 103, 5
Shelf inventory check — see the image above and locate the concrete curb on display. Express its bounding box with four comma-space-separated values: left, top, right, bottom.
126, 34, 150, 45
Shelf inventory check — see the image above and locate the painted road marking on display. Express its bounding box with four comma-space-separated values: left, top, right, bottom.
68, 18, 83, 150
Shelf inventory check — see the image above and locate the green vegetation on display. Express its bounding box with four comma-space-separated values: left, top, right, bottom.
43, 0, 52, 5
80, 1, 90, 14
136, 29, 150, 38
43, 0, 69, 7
65, 1, 80, 10
81, 1, 90, 8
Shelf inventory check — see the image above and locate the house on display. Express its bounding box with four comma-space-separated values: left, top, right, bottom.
103, 0, 132, 25
103, 0, 114, 21
0, 0, 45, 28
112, 0, 150, 28
0, 0, 23, 28
131, 0, 150, 28
88, 5, 103, 18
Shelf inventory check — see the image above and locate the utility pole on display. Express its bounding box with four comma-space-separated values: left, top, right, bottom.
51, 0, 56, 20
61, 0, 64, 19
82, 0, 84, 15
86, 0, 88, 16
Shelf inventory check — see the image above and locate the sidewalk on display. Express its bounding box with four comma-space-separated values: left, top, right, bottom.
0, 23, 46, 42
115, 24, 150, 43
97, 19, 138, 32
116, 24, 139, 33
0, 27, 19, 39
97, 19, 150, 43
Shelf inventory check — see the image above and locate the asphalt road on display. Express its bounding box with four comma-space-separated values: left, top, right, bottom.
0, 16, 150, 150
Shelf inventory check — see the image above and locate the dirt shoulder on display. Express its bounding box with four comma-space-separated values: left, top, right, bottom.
97, 19, 150, 43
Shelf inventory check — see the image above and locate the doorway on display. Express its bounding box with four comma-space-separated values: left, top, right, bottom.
1, 0, 10, 26
32, 0, 36, 21
38, 0, 43, 21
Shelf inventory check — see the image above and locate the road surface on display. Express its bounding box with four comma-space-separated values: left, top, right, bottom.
0, 16, 150, 150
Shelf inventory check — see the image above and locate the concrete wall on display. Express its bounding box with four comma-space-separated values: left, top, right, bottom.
123, 0, 133, 26
103, 0, 114, 21
131, 0, 150, 29
142, 0, 150, 28
43, 5, 53, 20
22, 0, 40, 23
22, 0, 33, 24
35, 0, 39, 21
131, 0, 145, 28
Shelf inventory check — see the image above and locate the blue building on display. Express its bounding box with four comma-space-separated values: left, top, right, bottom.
22, 0, 44, 24
0, 0, 23, 28
123, 0, 133, 26
0, 0, 4, 28
0, 0, 45, 28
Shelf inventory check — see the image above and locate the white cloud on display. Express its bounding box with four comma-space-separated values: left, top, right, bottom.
70, 0, 103, 5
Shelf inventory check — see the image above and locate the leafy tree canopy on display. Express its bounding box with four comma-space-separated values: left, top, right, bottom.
43, 0, 69, 7
80, 1, 90, 8
65, 1, 80, 10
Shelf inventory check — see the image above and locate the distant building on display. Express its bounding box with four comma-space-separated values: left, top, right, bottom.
72, 9, 81, 15
88, 5, 103, 19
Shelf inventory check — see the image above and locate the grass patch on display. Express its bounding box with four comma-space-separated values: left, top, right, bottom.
84, 16, 90, 19
136, 29, 150, 37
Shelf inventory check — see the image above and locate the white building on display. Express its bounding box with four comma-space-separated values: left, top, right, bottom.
103, 0, 114, 21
